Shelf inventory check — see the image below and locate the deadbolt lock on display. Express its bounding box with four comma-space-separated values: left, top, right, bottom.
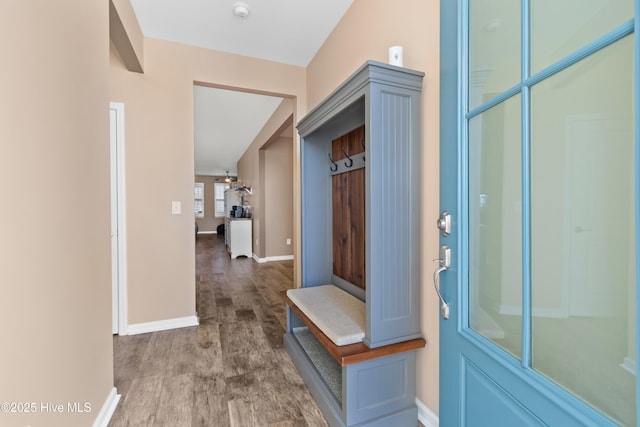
437, 211, 451, 236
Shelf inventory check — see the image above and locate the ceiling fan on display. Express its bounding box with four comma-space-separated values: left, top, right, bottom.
215, 171, 237, 183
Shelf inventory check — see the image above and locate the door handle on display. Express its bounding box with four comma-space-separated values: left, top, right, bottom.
433, 245, 451, 320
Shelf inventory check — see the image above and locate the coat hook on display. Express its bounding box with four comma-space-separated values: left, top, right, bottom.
360, 139, 365, 161
341, 146, 353, 168
328, 153, 338, 172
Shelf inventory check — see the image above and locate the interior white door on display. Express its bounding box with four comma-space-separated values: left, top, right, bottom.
566, 115, 633, 317
110, 107, 118, 334
110, 102, 126, 335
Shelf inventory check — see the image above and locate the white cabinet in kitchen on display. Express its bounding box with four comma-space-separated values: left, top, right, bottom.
225, 218, 252, 259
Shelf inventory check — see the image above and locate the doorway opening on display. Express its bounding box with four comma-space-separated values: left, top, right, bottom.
192, 82, 296, 265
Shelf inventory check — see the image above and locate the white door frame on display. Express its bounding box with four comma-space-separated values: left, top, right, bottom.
110, 102, 128, 335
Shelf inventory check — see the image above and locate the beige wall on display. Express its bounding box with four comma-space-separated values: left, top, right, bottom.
306, 0, 441, 414
238, 99, 296, 260
0, 1, 114, 426
264, 136, 294, 258
195, 175, 226, 233
110, 39, 306, 324
110, 0, 144, 72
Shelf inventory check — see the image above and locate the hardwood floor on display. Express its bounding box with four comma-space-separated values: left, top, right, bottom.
108, 234, 328, 427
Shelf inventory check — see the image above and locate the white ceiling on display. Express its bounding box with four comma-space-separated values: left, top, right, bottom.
193, 86, 284, 177
130, 0, 354, 67
130, 0, 353, 177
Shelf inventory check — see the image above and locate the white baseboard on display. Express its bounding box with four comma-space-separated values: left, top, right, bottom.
127, 315, 199, 335
620, 356, 636, 376
197, 230, 217, 234
92, 387, 120, 427
253, 254, 294, 263
416, 397, 439, 427
499, 305, 568, 318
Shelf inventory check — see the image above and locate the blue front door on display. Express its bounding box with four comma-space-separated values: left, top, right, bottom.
439, 1, 638, 425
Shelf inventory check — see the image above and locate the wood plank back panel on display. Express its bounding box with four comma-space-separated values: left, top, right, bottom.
332, 125, 366, 289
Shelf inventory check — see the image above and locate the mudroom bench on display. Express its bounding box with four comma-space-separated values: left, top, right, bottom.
285, 61, 425, 427
283, 285, 426, 427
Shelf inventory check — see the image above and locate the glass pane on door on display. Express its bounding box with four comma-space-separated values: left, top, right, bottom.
469, 94, 522, 359
469, 0, 521, 110
530, 0, 634, 74
530, 35, 635, 425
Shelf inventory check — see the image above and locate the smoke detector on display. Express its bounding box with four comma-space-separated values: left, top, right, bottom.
233, 2, 250, 18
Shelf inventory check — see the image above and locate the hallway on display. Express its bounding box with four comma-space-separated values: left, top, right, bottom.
108, 234, 328, 426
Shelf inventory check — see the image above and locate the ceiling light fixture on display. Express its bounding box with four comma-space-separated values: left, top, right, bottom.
233, 2, 250, 18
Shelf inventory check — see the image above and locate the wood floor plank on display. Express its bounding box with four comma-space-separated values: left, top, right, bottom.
138, 329, 177, 378
166, 327, 198, 377
109, 374, 163, 426
268, 421, 295, 427
224, 369, 261, 401
192, 374, 230, 427
112, 333, 152, 396
152, 373, 194, 427
250, 392, 292, 426
109, 235, 327, 427
194, 324, 225, 387
271, 348, 306, 388
227, 396, 257, 427
273, 386, 328, 427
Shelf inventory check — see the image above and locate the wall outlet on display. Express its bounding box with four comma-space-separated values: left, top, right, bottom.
172, 201, 181, 215
286, 238, 291, 245
255, 238, 259, 246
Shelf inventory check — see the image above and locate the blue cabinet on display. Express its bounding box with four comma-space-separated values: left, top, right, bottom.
284, 61, 425, 426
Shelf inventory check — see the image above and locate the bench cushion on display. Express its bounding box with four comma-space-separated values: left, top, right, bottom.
287, 284, 365, 346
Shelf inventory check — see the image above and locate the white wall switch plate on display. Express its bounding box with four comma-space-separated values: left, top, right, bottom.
286, 238, 291, 245
172, 201, 181, 214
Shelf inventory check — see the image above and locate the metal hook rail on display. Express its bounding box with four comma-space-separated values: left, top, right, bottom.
328, 153, 338, 172
341, 146, 354, 168
328, 148, 365, 175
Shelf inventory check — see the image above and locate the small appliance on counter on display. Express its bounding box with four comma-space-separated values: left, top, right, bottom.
231, 205, 244, 218
225, 188, 252, 218
225, 189, 242, 218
